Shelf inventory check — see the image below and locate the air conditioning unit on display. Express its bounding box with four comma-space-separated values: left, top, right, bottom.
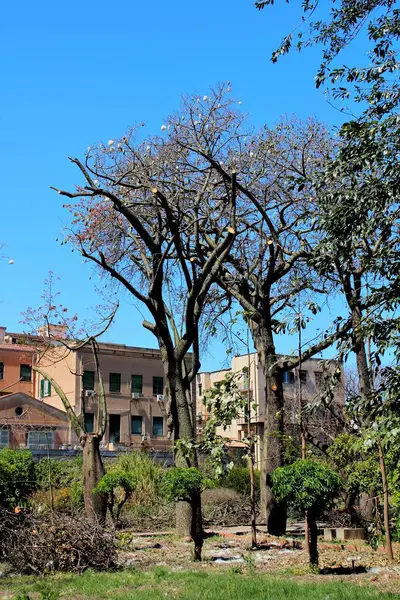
141, 434, 148, 441
196, 411, 203, 423
85, 390, 95, 397
132, 392, 141, 399
157, 394, 165, 403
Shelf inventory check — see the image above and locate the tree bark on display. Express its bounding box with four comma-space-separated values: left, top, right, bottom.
261, 362, 286, 535
378, 437, 394, 561
191, 493, 204, 561
166, 362, 203, 549
250, 321, 286, 535
307, 509, 319, 567
82, 434, 107, 523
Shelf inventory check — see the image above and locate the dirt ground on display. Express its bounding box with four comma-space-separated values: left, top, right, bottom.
116, 526, 400, 595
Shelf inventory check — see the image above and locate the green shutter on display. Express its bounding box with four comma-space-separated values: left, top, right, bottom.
40, 379, 44, 398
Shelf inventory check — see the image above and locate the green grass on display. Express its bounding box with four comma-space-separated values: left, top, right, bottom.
2, 568, 399, 600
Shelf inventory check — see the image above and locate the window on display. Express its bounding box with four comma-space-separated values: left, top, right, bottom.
27, 430, 54, 449
300, 370, 307, 384
109, 373, 121, 393
20, 364, 32, 382
84, 413, 94, 433
131, 415, 143, 435
198, 383, 203, 397
0, 362, 3, 380
282, 371, 295, 384
131, 375, 143, 395
152, 416, 163, 437
314, 372, 323, 389
83, 370, 95, 390
0, 429, 9, 448
153, 376, 163, 396
40, 379, 51, 398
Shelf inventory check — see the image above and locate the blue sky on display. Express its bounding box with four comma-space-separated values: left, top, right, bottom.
1, 0, 365, 370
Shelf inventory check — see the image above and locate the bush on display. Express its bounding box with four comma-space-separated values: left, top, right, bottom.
272, 459, 341, 515
116, 452, 164, 506
162, 467, 203, 502
219, 467, 260, 497
94, 469, 137, 524
0, 448, 36, 508
0, 510, 116, 574
35, 457, 82, 490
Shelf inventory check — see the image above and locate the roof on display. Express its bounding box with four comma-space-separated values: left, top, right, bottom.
0, 393, 69, 421
0, 343, 35, 353
4, 331, 192, 358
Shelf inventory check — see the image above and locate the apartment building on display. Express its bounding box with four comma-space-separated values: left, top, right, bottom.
0, 326, 36, 397
197, 352, 344, 465
0, 326, 190, 451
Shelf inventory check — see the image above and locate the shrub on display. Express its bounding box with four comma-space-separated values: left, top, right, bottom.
219, 466, 260, 496
0, 448, 36, 508
272, 459, 341, 515
0, 510, 116, 574
94, 469, 137, 524
35, 457, 82, 490
272, 459, 341, 566
115, 452, 164, 506
162, 467, 203, 502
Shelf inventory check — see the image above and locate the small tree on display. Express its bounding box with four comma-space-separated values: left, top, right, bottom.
94, 470, 137, 525
272, 459, 341, 566
162, 467, 204, 561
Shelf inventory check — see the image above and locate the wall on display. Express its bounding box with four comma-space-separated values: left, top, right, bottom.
0, 344, 35, 397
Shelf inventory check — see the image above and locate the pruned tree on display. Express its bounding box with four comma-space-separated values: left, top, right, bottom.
22, 272, 115, 522
53, 86, 239, 542
193, 112, 350, 533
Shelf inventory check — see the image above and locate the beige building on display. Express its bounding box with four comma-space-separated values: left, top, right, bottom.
197, 353, 344, 464
0, 327, 181, 452
35, 341, 173, 451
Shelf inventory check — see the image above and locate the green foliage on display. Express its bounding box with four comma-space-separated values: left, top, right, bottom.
114, 452, 164, 506
201, 372, 256, 477
219, 467, 260, 497
94, 469, 137, 523
35, 457, 81, 490
0, 448, 36, 508
272, 459, 341, 516
162, 467, 203, 502
94, 469, 137, 496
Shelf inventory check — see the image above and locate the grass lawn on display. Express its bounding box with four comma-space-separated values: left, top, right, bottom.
2, 568, 400, 600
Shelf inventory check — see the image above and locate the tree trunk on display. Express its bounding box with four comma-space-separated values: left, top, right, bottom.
167, 363, 203, 549
378, 437, 394, 561
82, 434, 107, 523
307, 509, 319, 567
260, 363, 286, 535
191, 493, 204, 561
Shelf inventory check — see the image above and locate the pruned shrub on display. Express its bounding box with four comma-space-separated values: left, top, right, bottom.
0, 511, 116, 574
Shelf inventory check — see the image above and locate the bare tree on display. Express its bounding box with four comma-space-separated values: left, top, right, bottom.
22, 273, 116, 522
188, 108, 351, 533
53, 88, 239, 547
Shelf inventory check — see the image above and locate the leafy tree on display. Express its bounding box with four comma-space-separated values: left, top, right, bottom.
255, 0, 399, 118
272, 459, 341, 566
162, 467, 204, 560
0, 449, 36, 508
